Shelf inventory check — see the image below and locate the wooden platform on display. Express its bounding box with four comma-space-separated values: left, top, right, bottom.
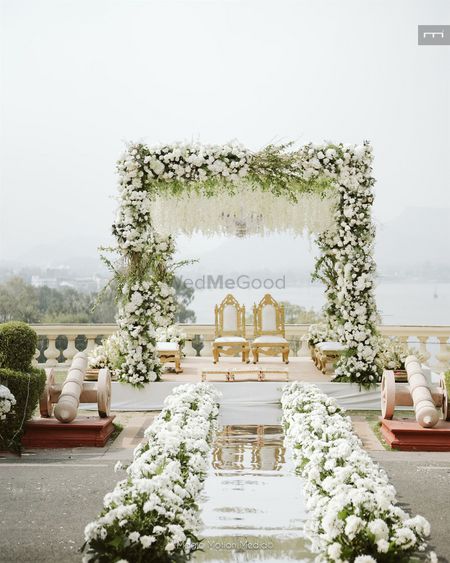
21, 416, 116, 448
380, 418, 450, 451
160, 356, 329, 382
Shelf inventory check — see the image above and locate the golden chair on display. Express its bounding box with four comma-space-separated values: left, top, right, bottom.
213, 294, 250, 363
251, 294, 289, 364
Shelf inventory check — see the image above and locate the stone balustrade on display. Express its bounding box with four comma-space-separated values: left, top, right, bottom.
30, 323, 450, 371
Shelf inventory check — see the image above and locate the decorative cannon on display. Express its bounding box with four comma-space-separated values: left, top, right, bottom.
381, 355, 450, 427
40, 352, 111, 422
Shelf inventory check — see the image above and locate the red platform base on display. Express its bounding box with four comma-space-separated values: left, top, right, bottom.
21, 416, 116, 448
380, 418, 450, 451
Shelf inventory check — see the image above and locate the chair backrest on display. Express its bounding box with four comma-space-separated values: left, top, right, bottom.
215, 294, 246, 337
253, 294, 285, 337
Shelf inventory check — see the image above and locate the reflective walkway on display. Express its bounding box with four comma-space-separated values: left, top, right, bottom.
194, 424, 312, 562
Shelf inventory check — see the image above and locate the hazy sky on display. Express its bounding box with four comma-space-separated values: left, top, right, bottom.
1, 0, 449, 263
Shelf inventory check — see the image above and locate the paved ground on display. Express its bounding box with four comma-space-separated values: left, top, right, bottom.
0, 412, 153, 563
1, 412, 450, 562
371, 450, 450, 563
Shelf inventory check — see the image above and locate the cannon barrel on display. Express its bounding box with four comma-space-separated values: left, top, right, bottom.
54, 352, 88, 423
381, 360, 448, 424
405, 355, 439, 428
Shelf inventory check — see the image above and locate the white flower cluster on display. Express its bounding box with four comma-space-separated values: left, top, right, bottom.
307, 323, 336, 347
116, 278, 177, 386
0, 384, 16, 420
82, 383, 220, 562
155, 325, 187, 348
282, 382, 431, 562
88, 333, 124, 374
120, 141, 250, 183
376, 336, 427, 371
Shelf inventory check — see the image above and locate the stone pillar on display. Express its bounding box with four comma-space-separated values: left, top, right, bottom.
183, 339, 196, 357
45, 337, 59, 367
64, 336, 78, 365
436, 337, 450, 371
417, 335, 431, 364
84, 336, 97, 355
201, 337, 213, 357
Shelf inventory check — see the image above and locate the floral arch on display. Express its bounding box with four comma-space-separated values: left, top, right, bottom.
109, 141, 380, 386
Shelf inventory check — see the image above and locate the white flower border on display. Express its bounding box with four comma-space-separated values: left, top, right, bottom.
82, 383, 220, 562
112, 140, 380, 385
282, 382, 433, 562
0, 384, 16, 421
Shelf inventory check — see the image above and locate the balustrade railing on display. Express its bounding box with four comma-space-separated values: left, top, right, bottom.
30, 323, 450, 371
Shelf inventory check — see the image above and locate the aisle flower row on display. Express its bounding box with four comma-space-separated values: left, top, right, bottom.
82, 383, 220, 562
282, 382, 432, 562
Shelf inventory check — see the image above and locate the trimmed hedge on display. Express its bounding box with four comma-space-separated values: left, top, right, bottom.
0, 367, 45, 452
0, 321, 37, 372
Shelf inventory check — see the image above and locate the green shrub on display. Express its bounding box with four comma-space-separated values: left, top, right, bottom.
0, 367, 45, 452
0, 321, 37, 372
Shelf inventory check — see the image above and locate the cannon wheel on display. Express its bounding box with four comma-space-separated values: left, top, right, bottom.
39, 368, 55, 418
97, 368, 111, 418
440, 375, 450, 421
381, 370, 396, 419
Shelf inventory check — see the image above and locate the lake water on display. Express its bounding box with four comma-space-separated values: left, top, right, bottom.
194, 422, 311, 562
190, 281, 450, 326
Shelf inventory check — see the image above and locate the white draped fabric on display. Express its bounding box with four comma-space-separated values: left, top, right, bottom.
81, 381, 382, 412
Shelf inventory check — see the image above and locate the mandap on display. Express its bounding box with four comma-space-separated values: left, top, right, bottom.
105, 141, 380, 386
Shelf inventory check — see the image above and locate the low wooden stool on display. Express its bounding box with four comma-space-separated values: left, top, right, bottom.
157, 342, 182, 373
314, 341, 347, 374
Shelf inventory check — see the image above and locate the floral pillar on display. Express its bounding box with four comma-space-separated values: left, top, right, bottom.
112, 146, 176, 384
314, 142, 381, 384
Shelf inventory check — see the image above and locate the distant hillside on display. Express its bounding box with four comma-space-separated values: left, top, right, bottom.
375, 207, 450, 277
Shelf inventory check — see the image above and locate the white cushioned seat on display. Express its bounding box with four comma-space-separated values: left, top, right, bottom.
214, 336, 246, 344
316, 341, 346, 351
253, 335, 288, 344
156, 341, 180, 352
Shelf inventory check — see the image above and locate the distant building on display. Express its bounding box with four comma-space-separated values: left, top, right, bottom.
31, 275, 59, 289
